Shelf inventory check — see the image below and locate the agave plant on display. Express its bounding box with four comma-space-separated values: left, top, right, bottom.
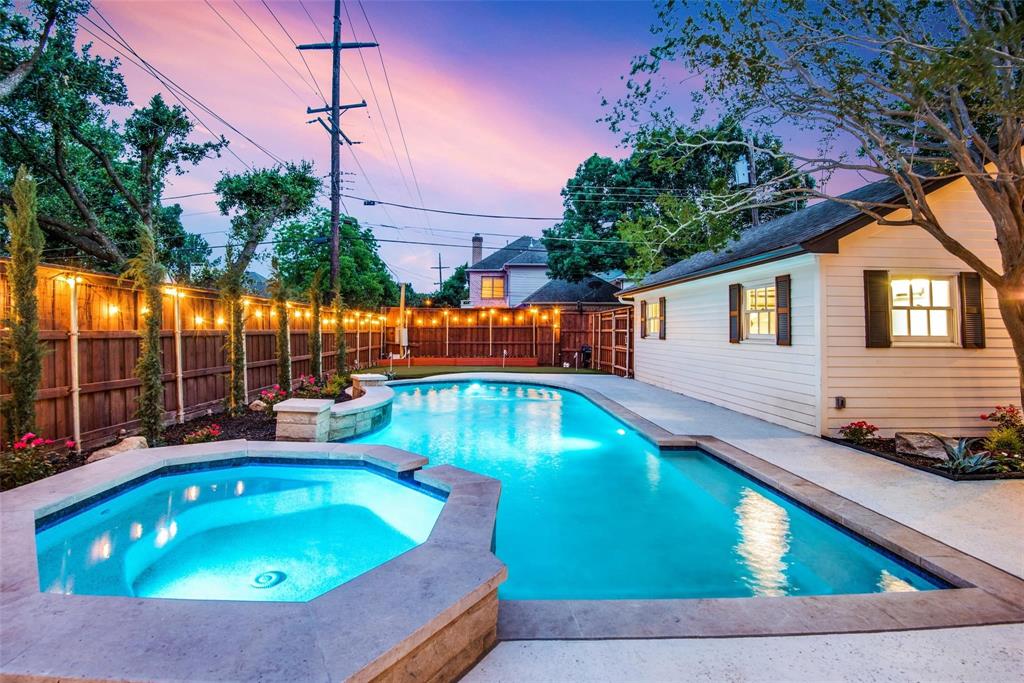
937, 437, 999, 474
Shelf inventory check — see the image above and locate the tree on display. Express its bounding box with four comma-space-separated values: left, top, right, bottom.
268, 259, 291, 392
0, 1, 85, 102
123, 225, 165, 445
1, 13, 223, 272
430, 263, 468, 307
308, 269, 324, 378
272, 209, 399, 309
215, 163, 319, 413
0, 167, 44, 443
543, 120, 811, 281
611, 0, 1024, 398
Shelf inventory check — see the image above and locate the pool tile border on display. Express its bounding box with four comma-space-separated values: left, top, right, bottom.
388, 375, 1024, 640
0, 440, 506, 682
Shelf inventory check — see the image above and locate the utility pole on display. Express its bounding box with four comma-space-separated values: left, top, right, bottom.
298, 0, 377, 296
432, 253, 448, 292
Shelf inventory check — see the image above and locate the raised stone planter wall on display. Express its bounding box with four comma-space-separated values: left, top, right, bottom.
274, 385, 394, 442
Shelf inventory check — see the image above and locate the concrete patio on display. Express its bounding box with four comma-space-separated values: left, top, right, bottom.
429, 373, 1024, 682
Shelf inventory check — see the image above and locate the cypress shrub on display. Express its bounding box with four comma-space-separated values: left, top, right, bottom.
270, 260, 291, 392
124, 226, 166, 445
309, 269, 324, 379
1, 167, 45, 443
220, 248, 247, 415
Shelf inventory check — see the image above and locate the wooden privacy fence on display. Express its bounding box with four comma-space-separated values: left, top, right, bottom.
381, 305, 634, 374
0, 261, 387, 449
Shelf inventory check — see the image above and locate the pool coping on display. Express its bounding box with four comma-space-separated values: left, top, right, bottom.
0, 440, 506, 682
386, 375, 1024, 640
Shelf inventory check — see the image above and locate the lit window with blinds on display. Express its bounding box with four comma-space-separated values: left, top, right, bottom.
745, 285, 776, 338
890, 277, 955, 342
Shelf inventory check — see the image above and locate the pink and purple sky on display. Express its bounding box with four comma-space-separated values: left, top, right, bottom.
85, 1, 857, 291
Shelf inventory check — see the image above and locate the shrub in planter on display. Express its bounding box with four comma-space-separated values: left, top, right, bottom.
983, 426, 1024, 456
1, 433, 74, 490
325, 371, 350, 398
838, 420, 879, 445
183, 424, 222, 445
292, 374, 327, 399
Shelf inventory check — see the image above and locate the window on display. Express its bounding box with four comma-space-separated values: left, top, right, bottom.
644, 299, 662, 337
890, 276, 955, 342
480, 276, 505, 300
744, 285, 776, 338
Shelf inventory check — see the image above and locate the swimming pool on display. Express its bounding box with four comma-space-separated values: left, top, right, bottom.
351, 381, 942, 600
35, 463, 444, 601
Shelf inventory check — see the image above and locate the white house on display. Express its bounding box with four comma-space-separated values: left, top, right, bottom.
617, 175, 1015, 437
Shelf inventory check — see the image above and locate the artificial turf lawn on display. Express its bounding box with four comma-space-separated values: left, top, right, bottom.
363, 365, 604, 380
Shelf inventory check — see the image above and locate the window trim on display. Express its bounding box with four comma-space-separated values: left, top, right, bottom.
741, 280, 777, 343
889, 273, 960, 347
480, 275, 505, 300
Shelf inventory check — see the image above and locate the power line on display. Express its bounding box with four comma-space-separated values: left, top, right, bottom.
163, 191, 218, 200
357, 0, 434, 233
231, 0, 322, 102
343, 193, 562, 220
84, 7, 286, 166
203, 0, 308, 106
260, 0, 328, 105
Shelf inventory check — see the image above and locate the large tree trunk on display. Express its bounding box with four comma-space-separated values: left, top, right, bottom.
995, 278, 1024, 407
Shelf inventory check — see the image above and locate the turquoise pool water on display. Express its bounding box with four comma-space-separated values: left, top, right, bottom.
352, 381, 942, 599
35, 464, 443, 601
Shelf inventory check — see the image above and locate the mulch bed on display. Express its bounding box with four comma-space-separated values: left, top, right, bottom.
161, 410, 277, 444
824, 436, 1024, 481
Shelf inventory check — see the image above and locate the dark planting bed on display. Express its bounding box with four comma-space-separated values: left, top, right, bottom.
825, 436, 1024, 481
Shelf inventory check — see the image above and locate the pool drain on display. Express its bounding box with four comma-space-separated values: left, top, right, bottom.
251, 571, 287, 589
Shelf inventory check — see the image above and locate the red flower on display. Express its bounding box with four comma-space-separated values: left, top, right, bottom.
65, 440, 76, 449
12, 441, 26, 450
31, 438, 44, 446
22, 432, 35, 441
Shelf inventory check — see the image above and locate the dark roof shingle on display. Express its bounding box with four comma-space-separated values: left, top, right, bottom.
620, 179, 906, 294
522, 275, 620, 304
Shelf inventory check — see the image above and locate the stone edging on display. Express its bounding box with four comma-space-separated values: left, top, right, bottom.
274, 386, 394, 442
0, 440, 506, 682
386, 374, 1024, 640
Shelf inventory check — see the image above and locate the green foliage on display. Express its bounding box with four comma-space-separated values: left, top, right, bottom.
983, 426, 1023, 455
430, 263, 469, 308
268, 259, 291, 393
938, 438, 1000, 474
333, 295, 348, 372
122, 224, 166, 445
272, 209, 398, 308
220, 246, 247, 416
544, 120, 811, 281
324, 371, 349, 397
0, 166, 44, 442
0, 440, 53, 491
308, 269, 324, 378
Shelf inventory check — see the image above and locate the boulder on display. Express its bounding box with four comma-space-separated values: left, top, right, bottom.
895, 432, 953, 460
87, 436, 148, 463
249, 399, 269, 412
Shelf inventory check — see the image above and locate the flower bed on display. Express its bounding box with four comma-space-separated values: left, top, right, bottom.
826, 436, 1024, 481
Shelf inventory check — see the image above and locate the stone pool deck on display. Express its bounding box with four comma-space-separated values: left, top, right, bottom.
418, 373, 1024, 682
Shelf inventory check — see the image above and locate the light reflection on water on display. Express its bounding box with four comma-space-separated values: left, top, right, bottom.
352, 381, 942, 600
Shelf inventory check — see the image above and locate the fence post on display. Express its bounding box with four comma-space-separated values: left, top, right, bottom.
172, 289, 185, 423
488, 310, 493, 356
65, 276, 82, 454
241, 308, 248, 401
445, 310, 449, 357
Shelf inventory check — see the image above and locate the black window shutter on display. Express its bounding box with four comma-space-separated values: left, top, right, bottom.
959, 272, 986, 348
728, 284, 741, 343
658, 296, 667, 339
640, 300, 648, 339
775, 274, 792, 346
864, 270, 891, 348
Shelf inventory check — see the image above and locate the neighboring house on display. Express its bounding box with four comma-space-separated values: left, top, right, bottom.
618, 175, 1012, 437
465, 234, 622, 310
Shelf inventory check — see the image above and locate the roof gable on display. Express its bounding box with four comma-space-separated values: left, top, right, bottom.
468, 236, 546, 270
522, 275, 620, 304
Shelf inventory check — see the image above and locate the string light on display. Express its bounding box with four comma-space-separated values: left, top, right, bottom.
194, 315, 204, 326
216, 316, 225, 326
106, 304, 120, 316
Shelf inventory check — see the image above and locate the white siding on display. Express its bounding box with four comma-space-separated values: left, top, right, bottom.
633, 255, 822, 434
821, 178, 1016, 436
507, 266, 549, 306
